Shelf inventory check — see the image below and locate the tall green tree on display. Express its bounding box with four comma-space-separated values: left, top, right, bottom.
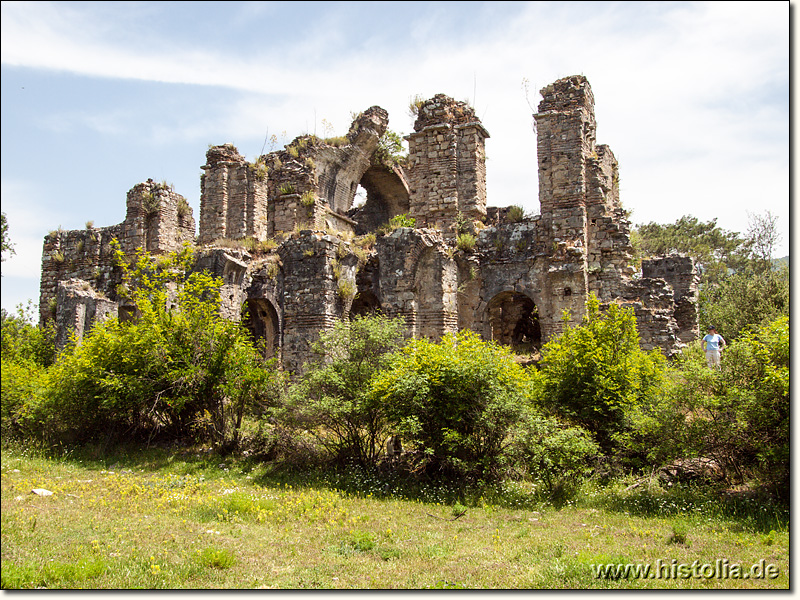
634, 215, 746, 285
698, 211, 788, 339
1, 212, 15, 264
635, 211, 787, 340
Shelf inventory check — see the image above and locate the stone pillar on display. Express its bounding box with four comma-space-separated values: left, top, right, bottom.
278, 234, 351, 373
406, 95, 488, 231
123, 179, 195, 255
199, 144, 267, 244
534, 76, 595, 325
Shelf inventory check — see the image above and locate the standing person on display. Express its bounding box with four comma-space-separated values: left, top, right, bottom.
701, 326, 726, 369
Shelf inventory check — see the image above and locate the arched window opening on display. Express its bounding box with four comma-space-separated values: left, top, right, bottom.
347, 165, 410, 234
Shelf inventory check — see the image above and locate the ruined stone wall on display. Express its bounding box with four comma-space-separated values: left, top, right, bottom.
474, 219, 547, 341
54, 278, 118, 351
198, 145, 269, 244
406, 95, 488, 231
39, 224, 124, 324
39, 180, 195, 326
277, 234, 355, 373
123, 179, 195, 255
375, 228, 458, 340
642, 255, 700, 344
39, 75, 700, 374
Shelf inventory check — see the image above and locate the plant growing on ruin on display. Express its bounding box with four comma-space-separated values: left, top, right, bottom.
85, 220, 94, 229
354, 233, 376, 250
52, 251, 65, 264
507, 205, 525, 223
337, 278, 356, 301
300, 191, 316, 207
278, 183, 296, 195
143, 191, 160, 217
408, 94, 425, 119
373, 130, 406, 170
387, 214, 415, 231
456, 233, 476, 253
177, 197, 191, 219
323, 135, 348, 147
259, 238, 278, 252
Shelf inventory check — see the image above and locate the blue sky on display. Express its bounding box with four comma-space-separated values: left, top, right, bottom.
0, 1, 789, 313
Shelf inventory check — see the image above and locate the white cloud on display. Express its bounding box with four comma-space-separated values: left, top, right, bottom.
0, 0, 788, 281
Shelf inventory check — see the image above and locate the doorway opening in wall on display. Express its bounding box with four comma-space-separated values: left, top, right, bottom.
350, 290, 381, 318
242, 298, 280, 360
486, 291, 542, 360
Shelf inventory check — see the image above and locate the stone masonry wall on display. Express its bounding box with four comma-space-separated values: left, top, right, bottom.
642, 254, 700, 344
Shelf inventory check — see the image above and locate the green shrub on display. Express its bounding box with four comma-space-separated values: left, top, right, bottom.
16, 243, 280, 449
536, 294, 666, 454
509, 413, 599, 498
372, 330, 532, 480
285, 315, 407, 466
626, 316, 788, 500
456, 233, 476, 253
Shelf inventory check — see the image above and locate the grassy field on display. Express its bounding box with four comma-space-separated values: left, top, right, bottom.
0, 445, 789, 589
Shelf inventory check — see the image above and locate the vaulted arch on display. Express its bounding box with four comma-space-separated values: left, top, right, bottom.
486, 291, 541, 349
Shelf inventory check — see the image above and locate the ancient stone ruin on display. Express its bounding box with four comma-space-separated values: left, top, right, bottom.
40, 75, 699, 371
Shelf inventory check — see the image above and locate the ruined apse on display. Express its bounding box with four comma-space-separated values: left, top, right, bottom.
40, 75, 699, 372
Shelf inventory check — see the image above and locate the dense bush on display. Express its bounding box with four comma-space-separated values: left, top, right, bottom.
13, 244, 280, 449
536, 294, 666, 453
372, 330, 532, 480
1, 303, 55, 438
627, 316, 788, 499
508, 413, 599, 499
285, 314, 406, 466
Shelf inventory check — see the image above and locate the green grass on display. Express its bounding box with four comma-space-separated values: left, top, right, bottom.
0, 446, 789, 589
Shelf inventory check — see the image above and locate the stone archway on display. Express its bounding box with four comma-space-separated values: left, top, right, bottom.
486, 291, 541, 349
348, 165, 411, 234
242, 298, 281, 359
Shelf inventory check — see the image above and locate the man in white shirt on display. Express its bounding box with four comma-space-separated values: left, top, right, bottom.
701, 326, 726, 369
